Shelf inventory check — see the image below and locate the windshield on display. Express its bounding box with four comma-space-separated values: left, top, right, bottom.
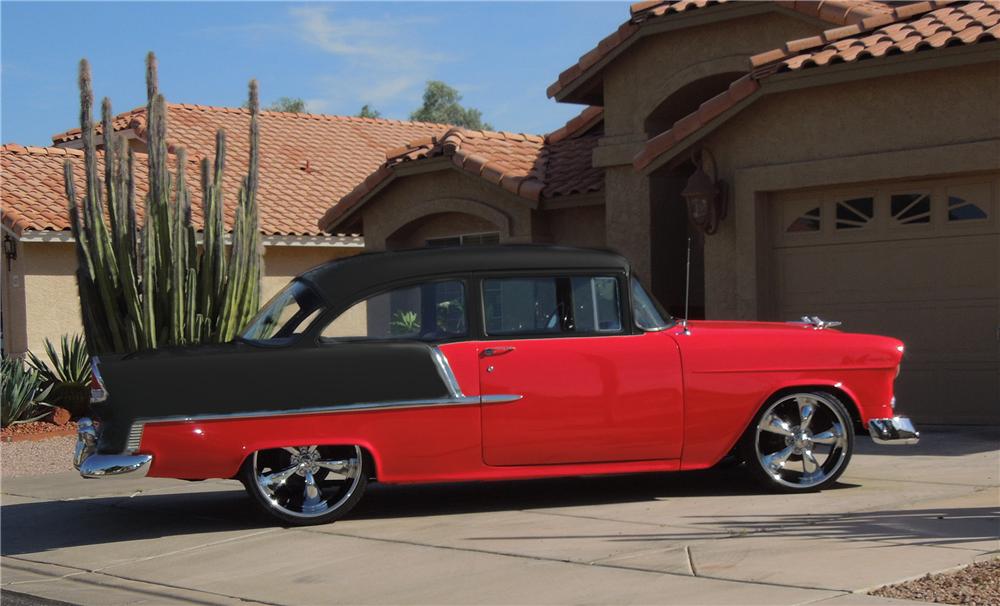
241, 281, 325, 343
631, 278, 672, 331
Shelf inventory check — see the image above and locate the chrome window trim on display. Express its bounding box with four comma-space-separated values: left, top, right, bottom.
431, 346, 465, 398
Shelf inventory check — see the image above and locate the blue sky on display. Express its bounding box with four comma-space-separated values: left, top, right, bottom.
2, 2, 626, 146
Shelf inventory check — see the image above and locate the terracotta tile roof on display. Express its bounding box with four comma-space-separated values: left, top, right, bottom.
546, 106, 604, 144
547, 0, 896, 99
321, 128, 604, 231
751, 0, 997, 73
634, 1, 993, 171
0, 143, 353, 239
50, 103, 450, 236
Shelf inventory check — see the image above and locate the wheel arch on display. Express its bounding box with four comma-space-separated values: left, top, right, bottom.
761, 384, 864, 430
231, 439, 385, 481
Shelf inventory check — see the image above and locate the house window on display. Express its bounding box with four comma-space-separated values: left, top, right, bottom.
786, 207, 821, 232
947, 196, 988, 222
891, 193, 931, 225
427, 232, 500, 247
835, 197, 874, 230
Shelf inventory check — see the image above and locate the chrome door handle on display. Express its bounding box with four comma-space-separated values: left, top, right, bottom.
481, 346, 515, 358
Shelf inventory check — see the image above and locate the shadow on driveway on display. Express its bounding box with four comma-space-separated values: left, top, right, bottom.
1, 466, 858, 557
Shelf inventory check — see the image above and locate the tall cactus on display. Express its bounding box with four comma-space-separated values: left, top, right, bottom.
65, 53, 262, 354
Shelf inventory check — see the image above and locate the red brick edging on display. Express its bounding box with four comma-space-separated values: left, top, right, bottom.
1, 426, 77, 443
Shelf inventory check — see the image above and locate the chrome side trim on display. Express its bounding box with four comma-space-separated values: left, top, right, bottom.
481, 394, 524, 404
130, 393, 525, 429
431, 347, 465, 398
868, 416, 920, 445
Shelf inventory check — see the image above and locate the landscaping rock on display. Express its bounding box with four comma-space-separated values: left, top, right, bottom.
871, 559, 1000, 605
49, 407, 71, 426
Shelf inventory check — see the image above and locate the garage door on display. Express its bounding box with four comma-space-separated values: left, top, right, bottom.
772, 175, 999, 424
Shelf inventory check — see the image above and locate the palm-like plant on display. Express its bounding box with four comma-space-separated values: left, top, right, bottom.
1, 357, 52, 428
390, 310, 420, 335
27, 334, 92, 417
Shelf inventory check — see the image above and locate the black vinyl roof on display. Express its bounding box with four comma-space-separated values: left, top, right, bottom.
299, 245, 630, 307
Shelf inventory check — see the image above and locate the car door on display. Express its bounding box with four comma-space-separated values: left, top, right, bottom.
478, 273, 683, 466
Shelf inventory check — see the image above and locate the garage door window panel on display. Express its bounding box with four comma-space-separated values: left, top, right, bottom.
946, 183, 991, 223
891, 193, 932, 225
835, 197, 874, 230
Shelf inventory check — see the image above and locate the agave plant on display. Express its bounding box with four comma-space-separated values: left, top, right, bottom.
27, 334, 92, 417
1, 357, 52, 428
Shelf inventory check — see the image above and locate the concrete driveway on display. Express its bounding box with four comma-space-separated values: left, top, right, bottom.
2, 426, 997, 605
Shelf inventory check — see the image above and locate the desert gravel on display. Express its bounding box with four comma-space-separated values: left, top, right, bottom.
871, 559, 1000, 605
1, 436, 76, 479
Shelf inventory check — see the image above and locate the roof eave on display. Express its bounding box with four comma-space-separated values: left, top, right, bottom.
549, 1, 821, 104
321, 156, 547, 234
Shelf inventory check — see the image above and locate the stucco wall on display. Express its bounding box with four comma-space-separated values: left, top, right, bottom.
11, 241, 358, 355
1, 238, 29, 355
690, 60, 1000, 318
595, 9, 822, 291
542, 205, 607, 249
358, 169, 536, 251
21, 242, 83, 355
386, 212, 499, 249
601, 11, 820, 138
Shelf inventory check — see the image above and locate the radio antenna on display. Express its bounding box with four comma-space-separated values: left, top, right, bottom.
681, 236, 692, 335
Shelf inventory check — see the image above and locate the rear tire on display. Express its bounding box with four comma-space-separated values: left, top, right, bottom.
240, 444, 368, 526
740, 391, 854, 492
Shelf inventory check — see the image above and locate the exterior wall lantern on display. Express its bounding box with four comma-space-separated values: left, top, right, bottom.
681, 149, 727, 236
3, 235, 17, 270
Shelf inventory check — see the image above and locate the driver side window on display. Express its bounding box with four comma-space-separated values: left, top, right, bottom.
320, 280, 467, 342
482, 275, 623, 337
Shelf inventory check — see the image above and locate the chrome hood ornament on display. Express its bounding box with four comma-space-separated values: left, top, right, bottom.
800, 316, 842, 330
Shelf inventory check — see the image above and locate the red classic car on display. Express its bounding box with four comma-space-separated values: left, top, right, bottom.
74, 246, 918, 525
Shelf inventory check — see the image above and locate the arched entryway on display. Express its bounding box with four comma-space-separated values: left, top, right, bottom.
385, 210, 508, 251
643, 73, 741, 318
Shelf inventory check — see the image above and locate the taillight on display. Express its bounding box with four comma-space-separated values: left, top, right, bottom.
90, 357, 108, 403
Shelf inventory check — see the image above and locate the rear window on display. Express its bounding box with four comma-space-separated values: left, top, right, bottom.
320, 280, 467, 342
241, 281, 324, 343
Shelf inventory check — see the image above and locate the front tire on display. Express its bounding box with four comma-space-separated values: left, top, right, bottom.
240, 444, 367, 526
740, 391, 854, 492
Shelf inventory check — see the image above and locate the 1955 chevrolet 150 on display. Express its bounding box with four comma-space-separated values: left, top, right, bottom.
75, 245, 918, 525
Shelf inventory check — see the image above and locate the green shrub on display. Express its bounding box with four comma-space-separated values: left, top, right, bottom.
28, 334, 91, 418
1, 357, 52, 428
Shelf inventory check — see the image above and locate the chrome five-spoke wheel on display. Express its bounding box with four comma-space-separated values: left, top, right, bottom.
240, 444, 368, 525
743, 392, 854, 491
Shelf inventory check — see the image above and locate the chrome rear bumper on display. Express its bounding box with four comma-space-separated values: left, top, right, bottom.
74, 417, 152, 478
868, 416, 920, 445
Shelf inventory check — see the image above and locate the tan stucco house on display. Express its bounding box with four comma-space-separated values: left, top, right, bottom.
2, 0, 996, 423
319, 0, 999, 424
1, 105, 454, 354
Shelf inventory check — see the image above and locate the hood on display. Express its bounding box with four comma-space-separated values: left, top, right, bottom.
675, 320, 904, 373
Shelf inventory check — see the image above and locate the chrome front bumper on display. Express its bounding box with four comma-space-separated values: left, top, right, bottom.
74, 417, 153, 478
868, 416, 920, 445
